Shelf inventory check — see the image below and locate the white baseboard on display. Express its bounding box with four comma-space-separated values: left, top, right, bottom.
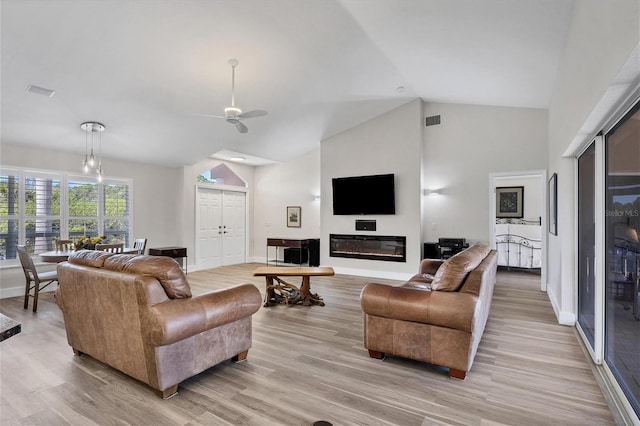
546, 283, 576, 325
247, 257, 411, 280
184, 264, 204, 273
557, 311, 577, 325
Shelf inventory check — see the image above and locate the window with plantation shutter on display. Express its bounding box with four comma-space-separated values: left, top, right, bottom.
68, 177, 99, 240
0, 169, 20, 260
0, 166, 132, 261
24, 172, 61, 254
103, 181, 130, 245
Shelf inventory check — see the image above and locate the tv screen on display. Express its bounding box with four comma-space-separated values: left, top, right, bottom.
332, 174, 395, 215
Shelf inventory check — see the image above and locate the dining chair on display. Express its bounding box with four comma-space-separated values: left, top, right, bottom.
95, 243, 124, 253
17, 245, 58, 312
133, 238, 147, 255
56, 239, 73, 251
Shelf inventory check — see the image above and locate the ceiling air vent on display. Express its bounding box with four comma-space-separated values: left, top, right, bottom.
26, 84, 55, 98
425, 115, 441, 127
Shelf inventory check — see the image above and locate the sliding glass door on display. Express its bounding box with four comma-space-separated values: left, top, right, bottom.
578, 143, 597, 349
604, 102, 640, 416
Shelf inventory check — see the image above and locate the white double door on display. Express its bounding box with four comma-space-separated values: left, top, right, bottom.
196, 188, 246, 269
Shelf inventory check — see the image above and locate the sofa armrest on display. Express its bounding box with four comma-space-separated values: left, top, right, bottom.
145, 283, 262, 346
419, 259, 444, 275
360, 283, 477, 332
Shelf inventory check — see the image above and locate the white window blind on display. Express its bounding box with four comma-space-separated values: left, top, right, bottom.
0, 169, 20, 260
103, 181, 130, 245
0, 167, 132, 260
24, 172, 61, 254
68, 177, 99, 240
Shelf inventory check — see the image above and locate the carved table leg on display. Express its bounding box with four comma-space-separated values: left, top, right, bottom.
265, 277, 301, 305
263, 274, 324, 307
300, 276, 324, 306
264, 276, 278, 307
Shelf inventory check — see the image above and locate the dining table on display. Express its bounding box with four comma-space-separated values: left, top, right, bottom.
39, 247, 139, 263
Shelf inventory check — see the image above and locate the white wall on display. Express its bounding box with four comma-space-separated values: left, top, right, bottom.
252, 149, 321, 262
422, 102, 548, 244
547, 0, 640, 324
321, 99, 423, 279
0, 143, 181, 297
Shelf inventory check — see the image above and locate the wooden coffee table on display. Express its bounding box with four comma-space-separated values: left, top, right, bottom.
253, 266, 335, 307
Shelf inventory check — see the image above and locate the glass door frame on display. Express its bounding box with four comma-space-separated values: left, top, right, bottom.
575, 135, 606, 365
574, 95, 640, 421
602, 100, 640, 419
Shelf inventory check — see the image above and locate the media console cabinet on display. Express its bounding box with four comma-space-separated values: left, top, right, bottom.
266, 238, 320, 266
148, 246, 187, 273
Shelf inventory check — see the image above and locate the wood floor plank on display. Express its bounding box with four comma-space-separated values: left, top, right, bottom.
0, 264, 615, 425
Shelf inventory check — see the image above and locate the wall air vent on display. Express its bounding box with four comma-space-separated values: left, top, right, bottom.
425, 115, 441, 127
26, 84, 55, 98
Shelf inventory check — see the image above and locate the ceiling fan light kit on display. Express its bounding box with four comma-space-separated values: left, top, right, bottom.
201, 58, 268, 133
224, 106, 242, 123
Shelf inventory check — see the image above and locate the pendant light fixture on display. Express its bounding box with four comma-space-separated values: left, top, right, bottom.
80, 121, 105, 182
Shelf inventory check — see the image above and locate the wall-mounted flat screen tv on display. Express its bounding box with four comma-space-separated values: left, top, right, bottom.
332, 173, 395, 215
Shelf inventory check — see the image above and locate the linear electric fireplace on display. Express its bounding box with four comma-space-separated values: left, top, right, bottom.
329, 234, 406, 262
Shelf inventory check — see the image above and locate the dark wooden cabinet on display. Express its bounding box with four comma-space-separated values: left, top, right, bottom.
284, 248, 308, 264
266, 238, 319, 266
423, 239, 468, 260
148, 246, 187, 273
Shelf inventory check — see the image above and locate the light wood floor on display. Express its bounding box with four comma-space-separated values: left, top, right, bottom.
0, 264, 614, 425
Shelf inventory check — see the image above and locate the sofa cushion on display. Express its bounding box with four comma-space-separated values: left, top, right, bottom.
68, 250, 114, 268
430, 243, 491, 291
103, 254, 192, 299
402, 273, 434, 291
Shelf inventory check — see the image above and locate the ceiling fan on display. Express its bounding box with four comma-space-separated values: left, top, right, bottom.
199, 59, 268, 133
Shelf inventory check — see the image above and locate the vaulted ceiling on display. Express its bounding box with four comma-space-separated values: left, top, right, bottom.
1, 0, 574, 167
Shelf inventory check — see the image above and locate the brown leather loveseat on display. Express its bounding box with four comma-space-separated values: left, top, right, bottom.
56, 250, 262, 398
360, 244, 497, 379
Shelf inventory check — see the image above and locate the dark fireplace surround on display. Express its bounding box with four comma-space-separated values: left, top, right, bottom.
329, 234, 406, 262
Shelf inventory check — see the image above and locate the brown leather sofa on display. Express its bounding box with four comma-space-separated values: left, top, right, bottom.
360, 244, 497, 379
56, 251, 262, 398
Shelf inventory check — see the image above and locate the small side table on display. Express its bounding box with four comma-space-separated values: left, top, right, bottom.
148, 246, 188, 274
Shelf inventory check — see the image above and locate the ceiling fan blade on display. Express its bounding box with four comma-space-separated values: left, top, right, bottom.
193, 113, 226, 119
236, 122, 249, 133
237, 109, 268, 119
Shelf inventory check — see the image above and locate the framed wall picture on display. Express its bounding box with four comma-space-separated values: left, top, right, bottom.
287, 206, 301, 228
548, 173, 558, 235
496, 186, 524, 218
